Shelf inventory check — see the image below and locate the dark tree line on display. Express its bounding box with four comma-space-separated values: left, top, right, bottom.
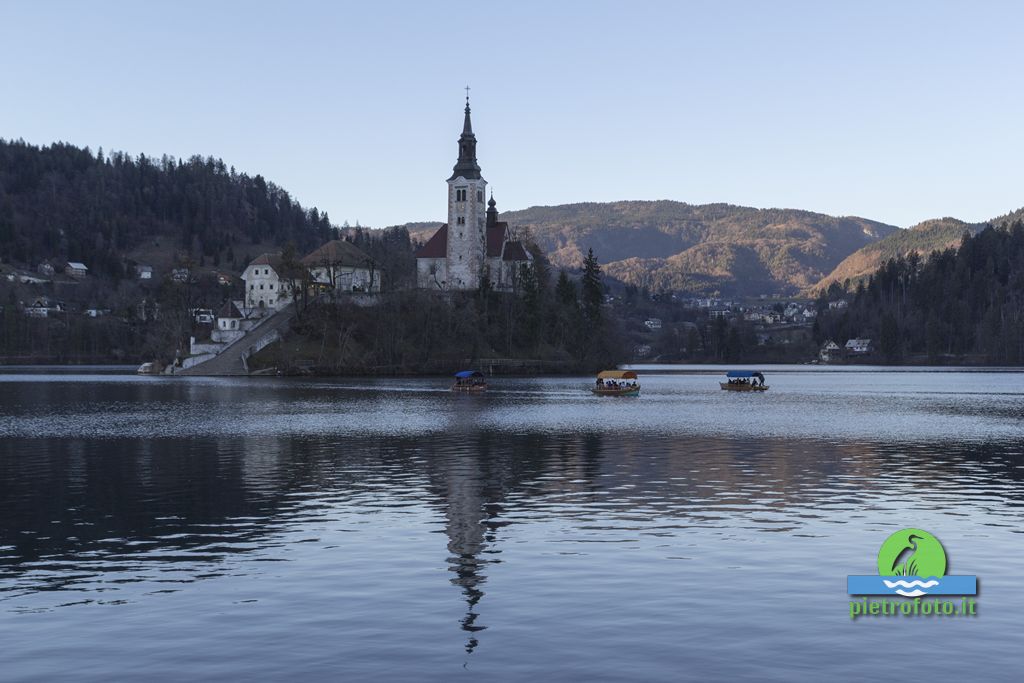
0, 139, 332, 277
816, 221, 1024, 363
276, 247, 626, 373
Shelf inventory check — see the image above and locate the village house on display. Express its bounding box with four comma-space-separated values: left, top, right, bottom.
819, 340, 841, 362
209, 301, 253, 344
644, 318, 663, 330
23, 298, 64, 318
135, 265, 153, 280
414, 97, 532, 291
64, 262, 88, 278
845, 338, 873, 355
216, 301, 244, 332
828, 300, 849, 310
242, 253, 292, 311
302, 240, 380, 293
171, 267, 191, 283
743, 310, 765, 323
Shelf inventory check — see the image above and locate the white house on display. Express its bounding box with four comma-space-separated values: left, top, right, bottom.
217, 301, 243, 331
242, 253, 293, 311
302, 240, 380, 293
644, 318, 663, 330
845, 338, 872, 355
819, 340, 841, 362
829, 300, 849, 310
24, 298, 64, 318
135, 265, 153, 280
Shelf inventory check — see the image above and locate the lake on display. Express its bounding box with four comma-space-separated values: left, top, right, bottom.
2, 366, 1023, 681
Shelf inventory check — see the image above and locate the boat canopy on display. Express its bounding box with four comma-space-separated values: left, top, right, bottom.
597, 370, 638, 380
726, 371, 765, 379
454, 370, 484, 379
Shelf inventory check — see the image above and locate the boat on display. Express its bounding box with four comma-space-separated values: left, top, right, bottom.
720, 370, 769, 391
451, 370, 487, 392
136, 361, 162, 375
592, 370, 641, 396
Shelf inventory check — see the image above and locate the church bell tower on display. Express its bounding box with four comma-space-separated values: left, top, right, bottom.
445, 91, 488, 290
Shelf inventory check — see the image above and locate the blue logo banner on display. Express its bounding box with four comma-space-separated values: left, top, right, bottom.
848, 575, 977, 596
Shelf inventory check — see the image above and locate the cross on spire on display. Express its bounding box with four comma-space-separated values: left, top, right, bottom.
465, 85, 471, 104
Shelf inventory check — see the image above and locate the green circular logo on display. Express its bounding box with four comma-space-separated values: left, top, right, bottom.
877, 528, 946, 578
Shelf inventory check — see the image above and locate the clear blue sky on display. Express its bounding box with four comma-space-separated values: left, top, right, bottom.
2, 0, 1022, 228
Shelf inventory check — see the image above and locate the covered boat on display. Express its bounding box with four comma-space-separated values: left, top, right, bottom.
592, 370, 641, 396
720, 370, 768, 391
451, 370, 487, 392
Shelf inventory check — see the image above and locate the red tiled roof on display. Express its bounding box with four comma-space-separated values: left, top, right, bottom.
486, 222, 508, 257
414, 225, 448, 258
217, 301, 243, 319
301, 240, 372, 268
248, 253, 282, 269
502, 241, 531, 261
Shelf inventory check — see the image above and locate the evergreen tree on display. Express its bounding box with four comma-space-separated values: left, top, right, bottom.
580, 248, 603, 326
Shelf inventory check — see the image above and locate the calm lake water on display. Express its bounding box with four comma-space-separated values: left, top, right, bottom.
2, 366, 1024, 681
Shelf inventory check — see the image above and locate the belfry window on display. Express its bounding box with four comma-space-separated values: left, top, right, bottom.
477, 190, 483, 202
456, 188, 467, 202
457, 216, 465, 225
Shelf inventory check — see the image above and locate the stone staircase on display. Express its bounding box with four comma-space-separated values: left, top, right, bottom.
177, 303, 296, 376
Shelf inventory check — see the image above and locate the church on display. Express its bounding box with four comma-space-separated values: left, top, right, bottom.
415, 97, 532, 291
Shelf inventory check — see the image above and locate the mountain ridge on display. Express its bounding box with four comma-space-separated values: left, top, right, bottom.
814, 206, 1024, 292
405, 200, 898, 295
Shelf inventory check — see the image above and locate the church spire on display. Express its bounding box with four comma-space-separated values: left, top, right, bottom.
463, 92, 473, 135
486, 191, 498, 227
449, 89, 482, 181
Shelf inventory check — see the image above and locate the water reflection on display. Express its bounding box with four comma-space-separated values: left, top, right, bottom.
4, 374, 1024, 680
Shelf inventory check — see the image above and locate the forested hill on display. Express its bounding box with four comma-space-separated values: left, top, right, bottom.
814, 217, 988, 290
412, 201, 898, 296
0, 139, 332, 276
816, 221, 1024, 364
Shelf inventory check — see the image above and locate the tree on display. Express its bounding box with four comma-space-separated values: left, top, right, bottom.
580, 248, 603, 327
879, 312, 901, 363
519, 262, 542, 351
278, 243, 308, 318
555, 270, 577, 308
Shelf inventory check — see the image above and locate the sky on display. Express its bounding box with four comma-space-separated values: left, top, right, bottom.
1, 0, 1022, 229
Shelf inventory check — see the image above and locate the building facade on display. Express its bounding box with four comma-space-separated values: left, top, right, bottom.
416, 98, 531, 291
242, 253, 293, 311
302, 240, 380, 293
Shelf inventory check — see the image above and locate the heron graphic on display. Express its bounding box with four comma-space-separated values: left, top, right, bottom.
890, 533, 923, 576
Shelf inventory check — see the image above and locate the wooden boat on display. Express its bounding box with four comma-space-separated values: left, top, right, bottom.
720, 370, 769, 391
592, 370, 641, 396
451, 370, 487, 392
